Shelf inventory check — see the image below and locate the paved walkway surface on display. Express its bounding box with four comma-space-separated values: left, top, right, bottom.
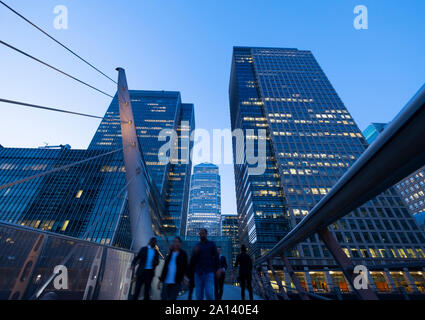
178, 284, 263, 300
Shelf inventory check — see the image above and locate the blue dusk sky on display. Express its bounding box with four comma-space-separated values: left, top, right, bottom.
0, 0, 424, 215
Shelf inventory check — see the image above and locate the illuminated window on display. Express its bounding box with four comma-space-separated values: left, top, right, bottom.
397, 248, 408, 258
61, 220, 70, 231
76, 190, 83, 199
342, 248, 350, 258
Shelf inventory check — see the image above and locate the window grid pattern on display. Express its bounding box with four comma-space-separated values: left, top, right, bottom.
230, 47, 425, 264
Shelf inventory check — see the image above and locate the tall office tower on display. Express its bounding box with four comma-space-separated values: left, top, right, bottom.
221, 214, 240, 266
186, 163, 222, 236
0, 90, 194, 248
230, 47, 425, 292
364, 123, 425, 228
90, 90, 195, 241
166, 103, 195, 236
0, 146, 132, 244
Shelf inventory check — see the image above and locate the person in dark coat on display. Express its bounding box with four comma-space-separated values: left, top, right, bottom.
233, 244, 253, 300
131, 237, 160, 300
158, 237, 188, 300
214, 246, 228, 300
191, 228, 220, 300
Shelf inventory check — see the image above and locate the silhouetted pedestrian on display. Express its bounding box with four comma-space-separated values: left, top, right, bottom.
191, 228, 219, 300
234, 244, 253, 300
214, 246, 227, 300
131, 237, 159, 300
158, 237, 188, 300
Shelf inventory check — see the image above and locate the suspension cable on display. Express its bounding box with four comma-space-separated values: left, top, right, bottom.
0, 147, 125, 191
0, 98, 104, 119
0, 40, 114, 98
0, 0, 117, 84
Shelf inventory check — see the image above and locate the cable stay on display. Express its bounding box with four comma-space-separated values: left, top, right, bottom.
0, 0, 117, 84
0, 98, 105, 119
0, 40, 114, 99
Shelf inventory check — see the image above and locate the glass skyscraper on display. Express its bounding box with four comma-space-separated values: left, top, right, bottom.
221, 214, 240, 266
0, 90, 195, 248
90, 90, 195, 238
363, 123, 425, 229
0, 146, 128, 244
363, 123, 389, 144
229, 47, 425, 293
186, 163, 222, 237
396, 169, 425, 227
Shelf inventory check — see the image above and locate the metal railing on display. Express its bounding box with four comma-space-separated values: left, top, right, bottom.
252, 83, 425, 300
0, 221, 134, 300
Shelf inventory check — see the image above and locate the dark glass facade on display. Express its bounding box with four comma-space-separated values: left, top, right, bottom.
221, 214, 240, 266
165, 103, 195, 236
90, 90, 195, 237
0, 147, 127, 244
229, 46, 425, 275
229, 47, 291, 258
396, 169, 425, 219
0, 90, 195, 248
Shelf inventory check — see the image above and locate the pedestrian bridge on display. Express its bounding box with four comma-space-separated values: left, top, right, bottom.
0, 221, 262, 300
2, 214, 425, 301
177, 284, 263, 301
1, 62, 425, 301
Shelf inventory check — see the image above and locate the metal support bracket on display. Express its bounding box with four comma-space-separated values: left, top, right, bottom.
318, 227, 378, 300
281, 254, 310, 300
267, 260, 290, 300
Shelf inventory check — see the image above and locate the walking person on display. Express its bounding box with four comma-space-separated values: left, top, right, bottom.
233, 244, 253, 300
214, 246, 228, 300
158, 237, 188, 300
191, 228, 220, 300
131, 237, 160, 300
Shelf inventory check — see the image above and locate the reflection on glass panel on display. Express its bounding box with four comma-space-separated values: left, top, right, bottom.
0, 222, 134, 300
267, 271, 280, 292
96, 248, 133, 300
390, 272, 411, 293
309, 271, 329, 293
294, 272, 308, 291
370, 272, 390, 293
273, 270, 286, 290
0, 225, 41, 299
329, 271, 350, 293
410, 272, 425, 293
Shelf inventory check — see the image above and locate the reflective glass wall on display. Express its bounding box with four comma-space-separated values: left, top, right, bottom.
0, 222, 133, 300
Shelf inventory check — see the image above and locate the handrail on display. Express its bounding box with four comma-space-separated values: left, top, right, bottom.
256, 83, 425, 265
277, 283, 332, 301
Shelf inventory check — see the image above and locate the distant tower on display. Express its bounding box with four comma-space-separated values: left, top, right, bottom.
186, 163, 222, 236
363, 123, 388, 144
364, 122, 425, 228
221, 214, 240, 266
